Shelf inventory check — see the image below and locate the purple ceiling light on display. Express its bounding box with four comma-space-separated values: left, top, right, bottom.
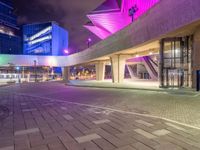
85, 0, 159, 39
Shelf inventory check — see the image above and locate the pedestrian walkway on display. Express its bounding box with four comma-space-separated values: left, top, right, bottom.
0, 91, 200, 150
68, 79, 197, 95
68, 79, 159, 90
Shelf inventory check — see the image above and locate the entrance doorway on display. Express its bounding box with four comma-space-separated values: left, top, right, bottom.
197, 70, 200, 91
164, 68, 184, 88
160, 36, 192, 88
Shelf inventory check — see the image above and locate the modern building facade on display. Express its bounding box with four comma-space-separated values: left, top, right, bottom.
23, 22, 69, 56
0, 0, 22, 54
63, 0, 200, 90
84, 0, 159, 39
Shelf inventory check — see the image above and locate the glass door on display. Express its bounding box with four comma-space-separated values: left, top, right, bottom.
160, 36, 192, 88
165, 69, 184, 88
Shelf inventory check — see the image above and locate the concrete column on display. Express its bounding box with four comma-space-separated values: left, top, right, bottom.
192, 27, 200, 88
95, 62, 105, 81
110, 55, 128, 83
28, 74, 30, 82
62, 66, 70, 83
159, 39, 164, 87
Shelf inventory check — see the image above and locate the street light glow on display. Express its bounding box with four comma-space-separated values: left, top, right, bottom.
64, 49, 69, 54
16, 66, 20, 70
88, 38, 92, 42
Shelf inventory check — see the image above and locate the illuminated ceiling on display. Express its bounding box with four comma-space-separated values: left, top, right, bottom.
84, 0, 159, 39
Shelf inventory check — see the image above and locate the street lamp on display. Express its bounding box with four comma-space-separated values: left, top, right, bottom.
34, 60, 37, 82
64, 49, 69, 55
129, 4, 138, 22
16, 66, 21, 83
87, 38, 92, 48
16, 66, 20, 71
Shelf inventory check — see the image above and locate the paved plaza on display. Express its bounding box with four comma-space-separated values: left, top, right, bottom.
0, 82, 200, 150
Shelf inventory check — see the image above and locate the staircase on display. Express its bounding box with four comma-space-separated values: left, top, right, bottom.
143, 56, 158, 80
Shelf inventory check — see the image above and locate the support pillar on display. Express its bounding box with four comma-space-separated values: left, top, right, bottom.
95, 62, 105, 81
62, 66, 70, 83
192, 27, 200, 89
159, 39, 164, 87
110, 55, 128, 83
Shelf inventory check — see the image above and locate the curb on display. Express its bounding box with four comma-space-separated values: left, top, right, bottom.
66, 83, 197, 95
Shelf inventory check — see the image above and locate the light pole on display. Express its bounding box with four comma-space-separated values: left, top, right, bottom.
87, 38, 92, 48
34, 60, 37, 82
22, 66, 25, 79
129, 5, 138, 22
16, 66, 21, 83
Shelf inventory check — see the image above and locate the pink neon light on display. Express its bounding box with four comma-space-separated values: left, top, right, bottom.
84, 25, 111, 39
85, 0, 159, 39
87, 12, 128, 34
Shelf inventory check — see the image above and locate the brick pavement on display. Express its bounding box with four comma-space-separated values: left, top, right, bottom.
0, 91, 200, 150
2, 82, 200, 128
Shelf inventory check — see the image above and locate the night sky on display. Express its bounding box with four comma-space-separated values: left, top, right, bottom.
13, 0, 104, 53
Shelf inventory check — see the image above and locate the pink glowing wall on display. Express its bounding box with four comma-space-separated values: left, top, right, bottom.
85, 0, 159, 39
84, 25, 111, 39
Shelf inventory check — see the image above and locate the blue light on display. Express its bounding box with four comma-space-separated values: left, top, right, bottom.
16, 66, 20, 70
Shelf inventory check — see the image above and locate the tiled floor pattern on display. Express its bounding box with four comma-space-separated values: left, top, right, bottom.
0, 93, 200, 150
2, 82, 200, 128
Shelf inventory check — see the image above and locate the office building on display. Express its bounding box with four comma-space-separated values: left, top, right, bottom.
0, 0, 22, 54
23, 22, 68, 56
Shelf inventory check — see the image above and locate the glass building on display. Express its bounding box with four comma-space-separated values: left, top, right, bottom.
0, 0, 22, 54
23, 22, 69, 56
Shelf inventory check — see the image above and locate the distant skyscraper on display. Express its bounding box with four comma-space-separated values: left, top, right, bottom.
23, 22, 69, 56
0, 0, 22, 54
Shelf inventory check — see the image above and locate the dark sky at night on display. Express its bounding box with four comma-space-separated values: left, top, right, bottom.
13, 0, 105, 53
